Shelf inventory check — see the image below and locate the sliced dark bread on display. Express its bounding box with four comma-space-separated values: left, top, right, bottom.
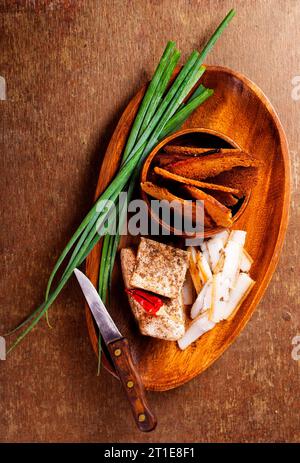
202, 189, 239, 207
141, 181, 215, 228
181, 184, 233, 227
154, 166, 240, 194
205, 166, 259, 197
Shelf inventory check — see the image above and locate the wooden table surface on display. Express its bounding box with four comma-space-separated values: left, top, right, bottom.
1, 0, 299, 443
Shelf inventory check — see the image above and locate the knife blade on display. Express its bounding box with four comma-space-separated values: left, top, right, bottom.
74, 268, 157, 432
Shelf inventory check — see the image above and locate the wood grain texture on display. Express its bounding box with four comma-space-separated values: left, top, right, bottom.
1, 0, 299, 443
85, 66, 290, 391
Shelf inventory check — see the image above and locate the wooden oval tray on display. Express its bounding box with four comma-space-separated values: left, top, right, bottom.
85, 65, 290, 391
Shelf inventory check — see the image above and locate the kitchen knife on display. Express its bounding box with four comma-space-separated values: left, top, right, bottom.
74, 268, 157, 432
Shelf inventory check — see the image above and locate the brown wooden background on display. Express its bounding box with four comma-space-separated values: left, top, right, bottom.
1, 0, 299, 443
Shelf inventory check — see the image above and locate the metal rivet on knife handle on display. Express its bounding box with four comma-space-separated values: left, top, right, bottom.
138, 413, 146, 422
114, 348, 122, 357
127, 380, 134, 388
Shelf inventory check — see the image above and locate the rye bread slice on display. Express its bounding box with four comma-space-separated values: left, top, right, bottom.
154, 166, 240, 194
157, 148, 233, 167
164, 146, 231, 156
202, 189, 239, 207
156, 152, 193, 167
165, 150, 260, 180
140, 181, 215, 227
205, 166, 259, 197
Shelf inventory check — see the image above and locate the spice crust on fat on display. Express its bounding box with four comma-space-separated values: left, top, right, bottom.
121, 247, 185, 341
130, 237, 189, 299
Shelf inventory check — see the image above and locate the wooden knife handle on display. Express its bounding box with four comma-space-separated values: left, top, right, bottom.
107, 337, 157, 432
